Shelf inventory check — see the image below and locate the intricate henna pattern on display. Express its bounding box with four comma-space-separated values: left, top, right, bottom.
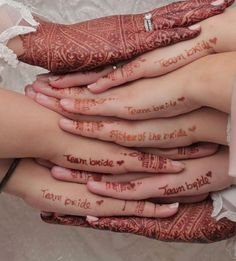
18, 0, 229, 73
41, 198, 236, 243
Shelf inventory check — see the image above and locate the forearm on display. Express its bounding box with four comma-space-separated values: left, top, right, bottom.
0, 88, 61, 159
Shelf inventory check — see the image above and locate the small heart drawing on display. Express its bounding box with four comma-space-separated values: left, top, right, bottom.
206, 171, 212, 178
209, 37, 217, 45
188, 126, 197, 132
117, 160, 125, 166
96, 200, 104, 206
178, 97, 185, 102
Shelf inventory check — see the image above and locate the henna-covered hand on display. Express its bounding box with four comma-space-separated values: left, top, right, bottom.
18, 0, 230, 73
41, 198, 236, 243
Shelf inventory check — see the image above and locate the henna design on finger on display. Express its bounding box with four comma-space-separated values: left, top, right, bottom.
109, 125, 196, 144
156, 38, 218, 68
158, 171, 212, 196
123, 152, 168, 171
125, 97, 186, 116
64, 155, 126, 168
96, 200, 104, 206
105, 182, 137, 193
74, 121, 104, 132
70, 170, 102, 182
74, 98, 117, 111
135, 201, 146, 216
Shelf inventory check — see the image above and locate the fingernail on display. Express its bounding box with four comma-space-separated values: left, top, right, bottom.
36, 93, 50, 103
188, 24, 201, 30
41, 211, 53, 217
172, 161, 185, 169
87, 83, 97, 90
60, 99, 73, 108
211, 0, 224, 6
169, 202, 179, 209
52, 166, 71, 177
86, 216, 99, 222
60, 118, 74, 128
49, 75, 63, 82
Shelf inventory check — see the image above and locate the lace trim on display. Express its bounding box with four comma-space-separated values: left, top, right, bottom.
0, 0, 38, 72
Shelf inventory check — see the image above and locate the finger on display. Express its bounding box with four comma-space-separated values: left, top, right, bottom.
87, 147, 230, 200
45, 66, 114, 89
139, 143, 219, 160
32, 80, 94, 99
157, 0, 228, 29
87, 58, 146, 93
152, 0, 226, 16
51, 166, 155, 184
87, 26, 201, 93
58, 109, 227, 148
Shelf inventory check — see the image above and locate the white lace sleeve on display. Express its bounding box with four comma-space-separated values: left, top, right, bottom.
0, 0, 38, 73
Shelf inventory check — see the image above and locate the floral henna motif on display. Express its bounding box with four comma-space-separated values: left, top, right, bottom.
41, 198, 236, 243
18, 0, 228, 73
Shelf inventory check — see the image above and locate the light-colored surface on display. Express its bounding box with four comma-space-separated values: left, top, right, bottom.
0, 0, 235, 260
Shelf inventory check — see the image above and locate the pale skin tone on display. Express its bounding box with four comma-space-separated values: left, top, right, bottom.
1, 1, 235, 218
28, 51, 236, 201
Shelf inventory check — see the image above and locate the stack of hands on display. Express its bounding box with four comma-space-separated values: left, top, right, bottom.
2, 0, 236, 242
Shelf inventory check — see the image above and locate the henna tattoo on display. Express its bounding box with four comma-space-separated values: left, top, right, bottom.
110, 125, 196, 143
158, 171, 212, 196
105, 182, 136, 193
19, 1, 227, 73
124, 152, 168, 171
64, 197, 91, 209
70, 170, 102, 182
125, 97, 186, 116
42, 198, 236, 243
157, 38, 218, 68
178, 143, 200, 156
41, 189, 92, 210
74, 98, 117, 111
64, 155, 125, 168
122, 201, 128, 212
96, 200, 104, 206
41, 189, 62, 202
135, 201, 146, 215
74, 121, 104, 132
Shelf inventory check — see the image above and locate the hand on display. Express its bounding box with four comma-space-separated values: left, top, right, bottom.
31, 52, 235, 123
85, 146, 235, 201
44, 2, 235, 92
4, 159, 179, 218
0, 88, 184, 175
18, 0, 230, 73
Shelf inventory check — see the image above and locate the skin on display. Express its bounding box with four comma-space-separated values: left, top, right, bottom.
1, 159, 179, 218
0, 88, 184, 175
44, 5, 236, 92
28, 52, 236, 202
16, 0, 231, 73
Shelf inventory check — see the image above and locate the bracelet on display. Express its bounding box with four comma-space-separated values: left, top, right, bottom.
0, 158, 21, 193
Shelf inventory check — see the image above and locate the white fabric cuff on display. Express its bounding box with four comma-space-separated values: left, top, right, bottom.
0, 0, 38, 72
